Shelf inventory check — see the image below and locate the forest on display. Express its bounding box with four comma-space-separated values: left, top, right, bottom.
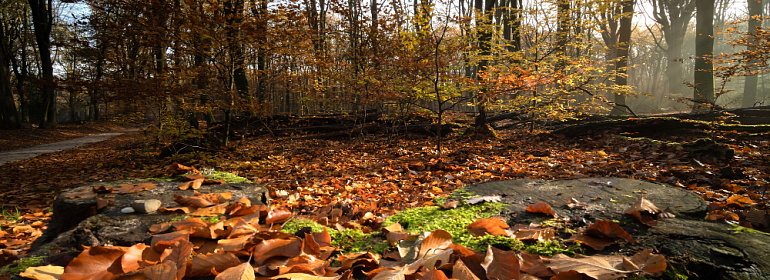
1, 0, 770, 279
1, 0, 770, 131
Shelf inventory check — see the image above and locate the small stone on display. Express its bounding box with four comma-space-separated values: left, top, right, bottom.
121, 207, 136, 214
132, 199, 162, 214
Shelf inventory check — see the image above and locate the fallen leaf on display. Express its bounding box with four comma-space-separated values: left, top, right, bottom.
467, 217, 509, 237
178, 179, 204, 190
452, 259, 481, 280
465, 195, 502, 205
113, 182, 157, 194
622, 249, 667, 276
215, 262, 255, 280
585, 220, 636, 243
252, 238, 303, 266
20, 265, 64, 280
480, 244, 519, 280
525, 202, 554, 216
725, 195, 754, 208
60, 246, 127, 280
566, 234, 617, 250
265, 208, 292, 224
189, 252, 241, 277
167, 163, 199, 175
511, 228, 556, 242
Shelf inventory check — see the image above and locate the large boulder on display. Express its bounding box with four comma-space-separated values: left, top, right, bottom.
465, 177, 770, 280
29, 180, 270, 261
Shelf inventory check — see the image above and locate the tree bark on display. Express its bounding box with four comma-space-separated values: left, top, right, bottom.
693, 0, 715, 112
28, 0, 56, 128
0, 21, 21, 129
652, 0, 695, 98
742, 0, 763, 108
610, 0, 633, 116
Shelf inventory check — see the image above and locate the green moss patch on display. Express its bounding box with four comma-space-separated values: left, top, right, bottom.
0, 256, 46, 276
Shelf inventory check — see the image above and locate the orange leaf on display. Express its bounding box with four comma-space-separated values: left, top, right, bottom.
466, 218, 509, 237
215, 262, 255, 280
265, 208, 292, 225
189, 252, 241, 277
512, 228, 556, 241
178, 179, 204, 190
113, 182, 157, 194
419, 230, 453, 259
60, 246, 127, 280
480, 244, 520, 280
585, 220, 636, 243
452, 259, 481, 280
525, 202, 555, 216
251, 238, 302, 266
565, 234, 617, 250
420, 267, 450, 280
120, 243, 147, 273
167, 163, 199, 175
725, 195, 754, 208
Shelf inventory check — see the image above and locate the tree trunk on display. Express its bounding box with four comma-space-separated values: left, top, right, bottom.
742, 0, 763, 108
610, 0, 633, 116
0, 21, 21, 129
29, 0, 56, 128
693, 0, 715, 112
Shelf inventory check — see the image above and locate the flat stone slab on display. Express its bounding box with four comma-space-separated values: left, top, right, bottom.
467, 177, 707, 221
31, 180, 270, 256
464, 177, 770, 279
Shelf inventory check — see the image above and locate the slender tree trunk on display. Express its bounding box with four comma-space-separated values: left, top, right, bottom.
29, 0, 56, 128
743, 0, 763, 107
693, 0, 715, 112
0, 21, 21, 129
610, 0, 633, 116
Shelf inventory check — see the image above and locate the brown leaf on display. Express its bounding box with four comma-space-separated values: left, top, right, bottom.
585, 220, 636, 243
511, 228, 556, 242
139, 261, 178, 280
190, 203, 229, 217
311, 227, 332, 248
525, 202, 555, 216
166, 163, 199, 175
419, 229, 453, 259
452, 259, 481, 280
216, 235, 252, 252
60, 246, 127, 280
547, 254, 632, 280
228, 219, 258, 239
726, 195, 755, 208
480, 244, 520, 280
174, 194, 215, 208
121, 243, 147, 273
215, 262, 255, 280
189, 252, 241, 277
178, 179, 204, 190
621, 249, 667, 276
251, 238, 303, 266
113, 182, 157, 194
627, 210, 657, 227
467, 218, 509, 237
97, 198, 114, 210
419, 267, 449, 280
519, 251, 554, 278
565, 234, 617, 250
265, 208, 292, 224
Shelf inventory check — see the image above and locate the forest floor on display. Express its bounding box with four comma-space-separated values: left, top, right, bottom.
0, 119, 768, 266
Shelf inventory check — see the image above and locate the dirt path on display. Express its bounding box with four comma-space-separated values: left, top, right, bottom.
0, 128, 143, 166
